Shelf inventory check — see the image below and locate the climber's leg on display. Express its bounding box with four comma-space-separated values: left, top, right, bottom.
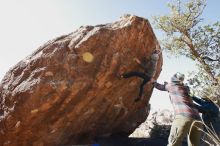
121, 71, 146, 79
134, 76, 151, 102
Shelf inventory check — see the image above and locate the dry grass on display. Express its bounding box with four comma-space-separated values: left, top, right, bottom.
190, 120, 220, 146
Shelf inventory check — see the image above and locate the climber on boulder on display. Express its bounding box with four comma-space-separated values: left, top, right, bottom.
120, 48, 161, 102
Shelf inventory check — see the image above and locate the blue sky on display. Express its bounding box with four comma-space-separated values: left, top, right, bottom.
0, 0, 219, 109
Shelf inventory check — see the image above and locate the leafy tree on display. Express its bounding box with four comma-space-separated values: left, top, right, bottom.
153, 0, 220, 102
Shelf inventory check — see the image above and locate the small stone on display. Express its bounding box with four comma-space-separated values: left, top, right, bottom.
59, 82, 67, 91
114, 104, 122, 109
0, 130, 5, 134
31, 109, 39, 114
105, 81, 112, 88
3, 141, 11, 146
130, 80, 137, 86
15, 121, 21, 128
45, 71, 54, 76
50, 129, 56, 133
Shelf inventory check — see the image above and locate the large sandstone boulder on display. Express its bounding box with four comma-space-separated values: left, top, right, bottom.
0, 15, 162, 146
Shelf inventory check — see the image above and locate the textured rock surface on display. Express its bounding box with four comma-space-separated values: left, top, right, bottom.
0, 15, 162, 146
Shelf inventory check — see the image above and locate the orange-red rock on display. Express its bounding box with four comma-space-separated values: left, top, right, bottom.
0, 15, 162, 146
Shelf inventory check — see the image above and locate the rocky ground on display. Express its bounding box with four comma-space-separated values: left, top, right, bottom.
93, 109, 188, 146
64, 109, 187, 146
130, 108, 174, 138
62, 136, 170, 146
96, 136, 169, 146
99, 109, 173, 146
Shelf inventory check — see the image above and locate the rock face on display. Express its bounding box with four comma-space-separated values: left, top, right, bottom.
0, 15, 162, 146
